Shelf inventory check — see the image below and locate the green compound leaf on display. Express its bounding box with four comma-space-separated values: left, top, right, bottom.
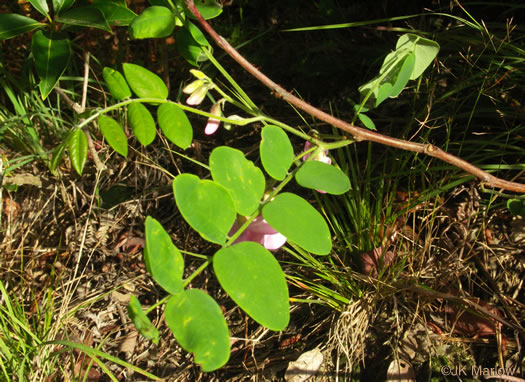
98, 114, 128, 157
31, 30, 72, 100
173, 174, 236, 245
52, 0, 75, 15
129, 6, 175, 39
176, 22, 210, 66
28, 0, 49, 17
214, 242, 289, 331
260, 125, 294, 181
296, 161, 351, 195
92, 1, 137, 26
0, 14, 45, 40
103, 67, 131, 100
190, 0, 223, 20
262, 193, 332, 256
128, 102, 157, 146
128, 295, 160, 344
165, 289, 230, 372
209, 146, 265, 216
68, 129, 88, 175
396, 33, 440, 80
157, 103, 193, 149
357, 112, 376, 130
122, 63, 168, 100
390, 51, 415, 98
56, 7, 112, 32
144, 216, 184, 295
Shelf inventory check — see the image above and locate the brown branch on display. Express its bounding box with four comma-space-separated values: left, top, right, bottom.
185, 0, 525, 193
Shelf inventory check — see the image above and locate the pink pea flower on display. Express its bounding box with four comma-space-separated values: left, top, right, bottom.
204, 102, 222, 135
229, 215, 287, 251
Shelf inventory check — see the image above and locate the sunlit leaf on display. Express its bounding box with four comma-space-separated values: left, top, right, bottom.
98, 114, 128, 157
0, 14, 45, 40
128, 295, 160, 344
68, 129, 88, 175
129, 6, 175, 39
214, 242, 289, 330
176, 22, 210, 66
128, 102, 157, 146
28, 0, 49, 17
396, 34, 439, 80
209, 146, 265, 216
190, 0, 223, 20
144, 216, 184, 295
296, 161, 351, 195
122, 63, 168, 100
31, 30, 72, 100
165, 290, 230, 372
157, 103, 193, 149
92, 0, 137, 26
262, 193, 331, 255
172, 174, 235, 245
102, 67, 131, 100
260, 125, 294, 181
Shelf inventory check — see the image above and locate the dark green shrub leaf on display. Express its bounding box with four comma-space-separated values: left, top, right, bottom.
92, 0, 137, 26
0, 14, 45, 40
68, 129, 88, 175
172, 174, 236, 245
31, 30, 72, 100
176, 23, 209, 66
98, 114, 128, 157
129, 6, 175, 39
209, 146, 265, 216
49, 142, 67, 175
122, 63, 168, 100
128, 102, 157, 146
214, 242, 289, 330
56, 7, 112, 32
52, 0, 75, 15
260, 125, 294, 180
262, 193, 332, 255
296, 161, 351, 195
144, 216, 184, 295
28, 0, 49, 17
157, 103, 192, 149
102, 67, 131, 100
128, 295, 160, 344
165, 289, 230, 372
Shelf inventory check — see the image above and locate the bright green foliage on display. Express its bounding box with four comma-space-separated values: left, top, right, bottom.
102, 67, 132, 100
397, 34, 440, 80
209, 147, 265, 216
263, 193, 332, 255
144, 217, 184, 295
92, 0, 137, 26
127, 295, 160, 344
122, 63, 169, 100
56, 7, 111, 32
172, 174, 236, 245
28, 0, 49, 17
68, 129, 88, 175
191, 0, 223, 20
52, 0, 75, 15
296, 161, 351, 195
176, 22, 211, 66
98, 115, 128, 157
129, 6, 175, 39
165, 289, 230, 372
260, 125, 294, 180
128, 102, 157, 146
157, 103, 193, 149
31, 30, 72, 99
0, 14, 44, 40
214, 242, 290, 330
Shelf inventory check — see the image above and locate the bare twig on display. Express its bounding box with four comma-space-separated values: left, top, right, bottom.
185, 0, 525, 193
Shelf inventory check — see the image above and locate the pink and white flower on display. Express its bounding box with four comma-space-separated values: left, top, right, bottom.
229, 215, 287, 250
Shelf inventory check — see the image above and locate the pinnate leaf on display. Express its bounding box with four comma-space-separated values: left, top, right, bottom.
128, 102, 157, 146
296, 161, 351, 195
129, 6, 175, 39
260, 125, 294, 180
165, 289, 230, 372
103, 67, 131, 100
262, 193, 332, 255
157, 103, 193, 149
214, 242, 289, 330
98, 114, 128, 157
123, 63, 168, 100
